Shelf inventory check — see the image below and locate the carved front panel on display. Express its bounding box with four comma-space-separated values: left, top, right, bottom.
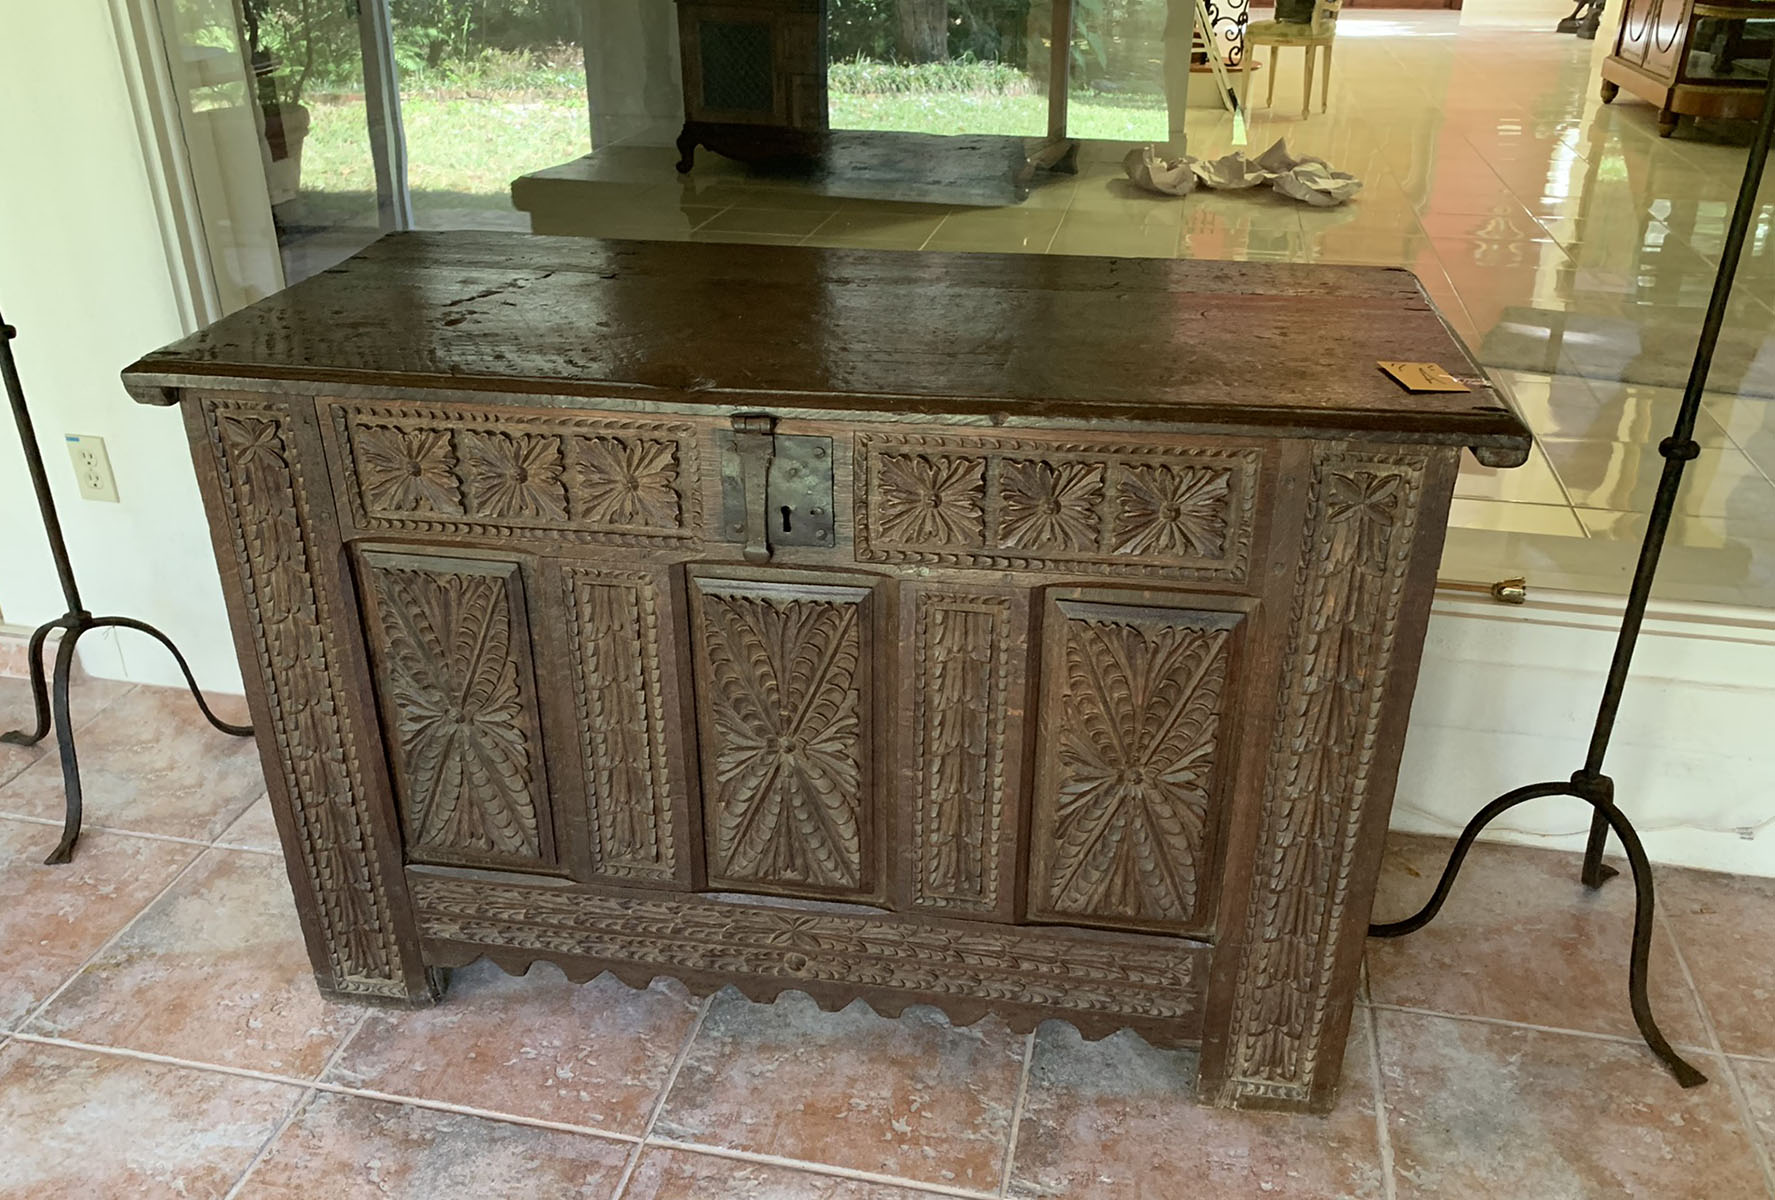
561, 565, 693, 886
906, 588, 1025, 918
855, 432, 1261, 582
358, 551, 555, 873
198, 396, 415, 999
690, 577, 875, 900
1222, 449, 1429, 1108
331, 403, 701, 546
1030, 598, 1240, 936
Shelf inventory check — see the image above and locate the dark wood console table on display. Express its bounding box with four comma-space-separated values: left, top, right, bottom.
125, 232, 1528, 1112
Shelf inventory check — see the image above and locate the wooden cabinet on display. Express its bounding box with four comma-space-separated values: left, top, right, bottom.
127, 232, 1529, 1113
1603, 0, 1775, 135
673, 0, 828, 171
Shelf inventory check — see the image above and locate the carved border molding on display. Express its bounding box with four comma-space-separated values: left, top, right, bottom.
329, 402, 702, 546
561, 566, 682, 883
854, 432, 1261, 581
202, 396, 408, 998
1223, 448, 1428, 1105
911, 590, 1013, 914
411, 873, 1204, 1025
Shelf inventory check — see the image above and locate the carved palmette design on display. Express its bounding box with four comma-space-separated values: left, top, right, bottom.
201, 398, 408, 996
693, 580, 872, 896
912, 591, 1014, 913
1031, 603, 1234, 933
411, 874, 1205, 1027
856, 432, 1260, 581
334, 404, 697, 545
562, 567, 682, 883
1225, 450, 1427, 1105
359, 555, 549, 870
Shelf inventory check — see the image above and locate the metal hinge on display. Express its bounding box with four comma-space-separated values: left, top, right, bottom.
717, 414, 835, 563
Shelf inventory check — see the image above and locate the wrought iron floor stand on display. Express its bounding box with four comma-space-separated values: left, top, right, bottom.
1, 311, 252, 866
1370, 76, 1775, 1091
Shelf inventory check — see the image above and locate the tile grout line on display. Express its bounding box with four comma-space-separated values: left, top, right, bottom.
15, 836, 214, 1033
1663, 923, 1775, 1199
995, 1032, 1036, 1198
0, 810, 279, 856
609, 991, 712, 1199
1365, 1001, 1716, 1057
220, 1010, 369, 1200
647, 1137, 1000, 1200
1364, 1002, 1400, 1200
0, 1028, 646, 1146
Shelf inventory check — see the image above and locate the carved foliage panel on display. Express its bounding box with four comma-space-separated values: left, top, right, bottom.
199, 396, 410, 998
561, 565, 690, 885
1030, 599, 1240, 936
907, 588, 1023, 917
690, 577, 874, 899
333, 403, 700, 545
359, 551, 554, 872
1224, 449, 1428, 1106
856, 432, 1261, 581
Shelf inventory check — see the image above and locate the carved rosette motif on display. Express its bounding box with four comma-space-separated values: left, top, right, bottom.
563, 568, 680, 882
362, 559, 545, 868
912, 592, 1013, 913
1225, 449, 1427, 1105
1034, 608, 1232, 932
1113, 464, 1231, 558
856, 432, 1260, 581
334, 405, 698, 545
695, 583, 870, 895
998, 460, 1105, 552
202, 398, 407, 997
411, 874, 1204, 1028
874, 454, 985, 547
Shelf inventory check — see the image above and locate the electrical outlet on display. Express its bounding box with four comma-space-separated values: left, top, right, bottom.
65, 434, 119, 503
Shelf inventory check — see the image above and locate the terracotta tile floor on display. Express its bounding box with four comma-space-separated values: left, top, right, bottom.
3, 677, 1774, 1199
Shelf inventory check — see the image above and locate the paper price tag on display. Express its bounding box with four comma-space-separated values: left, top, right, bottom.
1378, 361, 1471, 393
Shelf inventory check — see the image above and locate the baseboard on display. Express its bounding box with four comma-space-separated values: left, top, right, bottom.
1394, 588, 1775, 878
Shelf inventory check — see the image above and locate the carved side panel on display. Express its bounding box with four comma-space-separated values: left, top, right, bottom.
561, 565, 692, 886
1221, 450, 1428, 1107
1030, 599, 1239, 936
358, 552, 554, 872
855, 432, 1262, 582
690, 577, 874, 900
198, 396, 416, 999
907, 588, 1024, 917
330, 402, 700, 547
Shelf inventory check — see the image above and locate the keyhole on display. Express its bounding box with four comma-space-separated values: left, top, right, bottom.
780, 505, 793, 534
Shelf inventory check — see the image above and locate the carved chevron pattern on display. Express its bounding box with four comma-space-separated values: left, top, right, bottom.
913, 592, 1012, 912
364, 562, 543, 866
204, 399, 406, 997
1225, 451, 1426, 1105
697, 585, 868, 893
563, 568, 680, 882
1035, 610, 1230, 930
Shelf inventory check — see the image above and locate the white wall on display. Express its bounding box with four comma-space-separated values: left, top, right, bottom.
1396, 591, 1775, 877
0, 4, 241, 693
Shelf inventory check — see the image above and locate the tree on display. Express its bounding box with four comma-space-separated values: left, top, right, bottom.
895, 0, 948, 62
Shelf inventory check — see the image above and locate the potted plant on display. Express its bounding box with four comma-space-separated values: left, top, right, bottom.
239, 0, 334, 205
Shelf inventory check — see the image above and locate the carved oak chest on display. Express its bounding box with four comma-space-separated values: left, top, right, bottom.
125, 232, 1529, 1112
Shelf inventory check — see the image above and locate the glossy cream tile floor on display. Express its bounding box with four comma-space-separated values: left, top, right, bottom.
520, 7, 1775, 609
5, 679, 1775, 1195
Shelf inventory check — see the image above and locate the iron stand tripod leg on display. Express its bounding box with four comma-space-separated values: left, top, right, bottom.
2, 311, 254, 866
1369, 72, 1775, 1091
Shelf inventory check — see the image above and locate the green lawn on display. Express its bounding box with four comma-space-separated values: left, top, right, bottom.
296, 66, 1170, 209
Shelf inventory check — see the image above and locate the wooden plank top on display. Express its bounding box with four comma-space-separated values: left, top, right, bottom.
125, 231, 1530, 462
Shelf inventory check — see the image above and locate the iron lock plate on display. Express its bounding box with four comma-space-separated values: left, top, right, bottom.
716, 420, 835, 559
